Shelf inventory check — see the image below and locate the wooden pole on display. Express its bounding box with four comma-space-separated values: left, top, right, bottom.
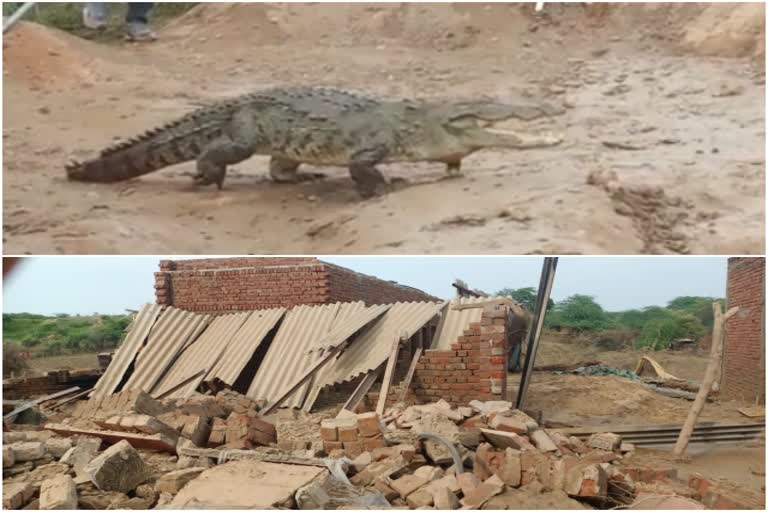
672, 302, 738, 458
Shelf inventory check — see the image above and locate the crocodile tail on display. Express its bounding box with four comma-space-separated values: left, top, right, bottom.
65, 106, 234, 183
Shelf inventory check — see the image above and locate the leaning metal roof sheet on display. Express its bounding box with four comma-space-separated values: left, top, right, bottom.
90, 303, 162, 399
153, 311, 252, 399
309, 301, 446, 401
246, 303, 350, 407
122, 307, 211, 394
246, 302, 390, 409
432, 297, 497, 350
206, 307, 287, 386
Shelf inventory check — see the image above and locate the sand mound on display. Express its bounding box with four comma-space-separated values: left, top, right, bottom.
2, 21, 108, 89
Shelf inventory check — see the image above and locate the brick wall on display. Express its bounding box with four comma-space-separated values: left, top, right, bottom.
411, 305, 509, 404
155, 258, 437, 314
324, 263, 438, 305
722, 257, 765, 403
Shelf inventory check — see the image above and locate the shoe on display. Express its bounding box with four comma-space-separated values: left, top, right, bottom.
124, 21, 157, 42
82, 5, 108, 30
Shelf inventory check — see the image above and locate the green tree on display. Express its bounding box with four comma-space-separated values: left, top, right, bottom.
496, 287, 554, 313
545, 294, 611, 332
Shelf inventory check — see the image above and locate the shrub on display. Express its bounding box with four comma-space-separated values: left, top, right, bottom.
3, 343, 28, 373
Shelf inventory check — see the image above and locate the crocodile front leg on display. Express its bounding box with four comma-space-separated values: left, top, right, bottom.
349, 145, 390, 199
194, 110, 259, 189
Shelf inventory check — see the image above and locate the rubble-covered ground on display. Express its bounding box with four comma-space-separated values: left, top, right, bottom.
3, 2, 765, 255
3, 387, 765, 510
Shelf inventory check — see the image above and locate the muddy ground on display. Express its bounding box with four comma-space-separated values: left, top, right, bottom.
3, 3, 765, 255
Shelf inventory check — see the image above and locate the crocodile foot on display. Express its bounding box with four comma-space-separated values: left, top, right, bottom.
193, 168, 225, 190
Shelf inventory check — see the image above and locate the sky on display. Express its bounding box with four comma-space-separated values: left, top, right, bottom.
2, 256, 729, 315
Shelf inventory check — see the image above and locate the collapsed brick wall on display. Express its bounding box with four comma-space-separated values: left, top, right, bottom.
412, 305, 508, 404
722, 257, 765, 403
155, 258, 437, 314
324, 263, 438, 305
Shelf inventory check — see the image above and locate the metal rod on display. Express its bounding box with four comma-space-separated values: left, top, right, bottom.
515, 257, 558, 409
3, 2, 36, 34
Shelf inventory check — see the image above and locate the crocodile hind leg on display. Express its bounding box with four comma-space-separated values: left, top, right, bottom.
349, 146, 391, 199
269, 156, 326, 183
443, 159, 463, 179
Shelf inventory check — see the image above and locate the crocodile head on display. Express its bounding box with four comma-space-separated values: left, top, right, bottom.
406, 100, 565, 161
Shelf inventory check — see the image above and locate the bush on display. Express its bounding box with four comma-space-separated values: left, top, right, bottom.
496, 287, 554, 313
3, 343, 28, 373
545, 294, 612, 332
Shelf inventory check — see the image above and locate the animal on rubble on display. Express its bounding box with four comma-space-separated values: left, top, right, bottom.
66, 86, 565, 198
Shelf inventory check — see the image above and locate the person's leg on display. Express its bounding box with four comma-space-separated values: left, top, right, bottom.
125, 3, 157, 41
82, 3, 109, 30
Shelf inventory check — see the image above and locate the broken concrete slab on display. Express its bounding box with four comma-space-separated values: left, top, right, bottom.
45, 423, 177, 454
44, 437, 73, 459
11, 442, 46, 462
565, 463, 608, 497
460, 474, 505, 508
4, 445, 16, 468
77, 490, 130, 510
390, 473, 430, 498
413, 465, 445, 482
433, 485, 460, 510
155, 467, 205, 494
85, 440, 150, 493
530, 430, 558, 453
489, 415, 528, 434
480, 429, 536, 451
496, 448, 522, 487
39, 474, 77, 510
406, 488, 434, 508
60, 436, 102, 483
469, 400, 512, 417
170, 460, 327, 508
587, 432, 622, 451
3, 482, 34, 510
456, 472, 480, 496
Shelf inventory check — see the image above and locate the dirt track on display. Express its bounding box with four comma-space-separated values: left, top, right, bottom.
3, 3, 765, 255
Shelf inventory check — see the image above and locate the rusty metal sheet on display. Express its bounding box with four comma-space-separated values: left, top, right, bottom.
306, 301, 445, 408
432, 297, 493, 350
206, 307, 287, 387
153, 311, 252, 399
90, 303, 162, 399
122, 307, 211, 394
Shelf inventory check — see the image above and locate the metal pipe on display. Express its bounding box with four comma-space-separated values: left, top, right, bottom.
515, 257, 558, 410
3, 2, 36, 34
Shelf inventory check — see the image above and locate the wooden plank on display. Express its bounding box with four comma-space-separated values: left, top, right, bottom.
340, 367, 382, 415
4, 386, 80, 421
177, 445, 327, 467
451, 298, 517, 310
398, 347, 423, 403
44, 422, 177, 453
260, 342, 346, 415
376, 336, 402, 415
50, 388, 91, 409
738, 406, 765, 418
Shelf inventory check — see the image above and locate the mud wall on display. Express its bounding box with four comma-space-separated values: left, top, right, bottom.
411, 305, 509, 404
722, 257, 765, 403
154, 258, 436, 313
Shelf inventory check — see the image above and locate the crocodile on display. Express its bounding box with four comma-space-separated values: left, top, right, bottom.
66, 86, 565, 198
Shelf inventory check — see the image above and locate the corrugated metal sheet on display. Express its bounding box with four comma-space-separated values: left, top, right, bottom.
90, 303, 162, 399
310, 301, 446, 400
246, 302, 389, 409
153, 312, 252, 399
206, 307, 287, 386
122, 307, 211, 394
432, 297, 497, 350
246, 303, 347, 407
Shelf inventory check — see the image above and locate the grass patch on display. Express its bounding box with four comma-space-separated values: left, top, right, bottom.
3, 312, 132, 357
3, 2, 197, 37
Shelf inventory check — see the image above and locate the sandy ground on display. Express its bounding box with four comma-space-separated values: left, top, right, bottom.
2, 3, 764, 255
